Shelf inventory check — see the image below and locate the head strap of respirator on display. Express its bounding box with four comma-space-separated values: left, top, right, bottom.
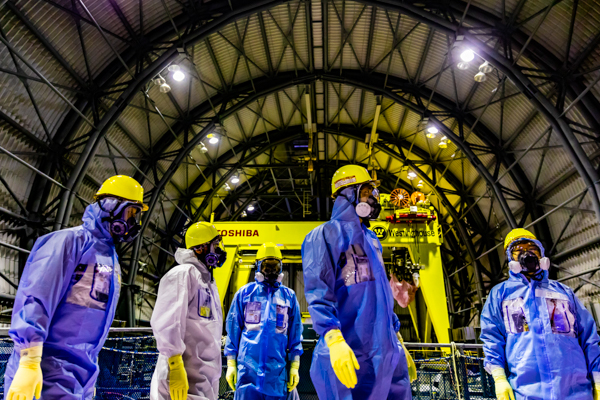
255, 257, 283, 286
507, 238, 549, 279
192, 235, 227, 269
341, 183, 381, 222
98, 197, 143, 243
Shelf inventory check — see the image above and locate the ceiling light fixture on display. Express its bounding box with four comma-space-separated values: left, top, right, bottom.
169, 64, 185, 81
247, 204, 255, 212
199, 142, 208, 153
207, 134, 219, 144
407, 170, 417, 180
173, 70, 185, 81
439, 136, 448, 148
479, 61, 493, 73
460, 49, 475, 62
417, 180, 423, 188
456, 61, 470, 70
474, 71, 487, 82
231, 175, 240, 184
426, 125, 438, 139
159, 82, 171, 93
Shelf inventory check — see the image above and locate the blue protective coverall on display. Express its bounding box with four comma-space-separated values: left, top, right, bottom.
481, 269, 600, 400
301, 187, 411, 400
224, 281, 303, 400
5, 202, 121, 400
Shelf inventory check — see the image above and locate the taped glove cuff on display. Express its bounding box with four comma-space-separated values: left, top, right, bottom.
168, 354, 184, 370
324, 329, 345, 347
593, 371, 600, 385
19, 345, 43, 365
227, 359, 237, 368
491, 367, 507, 381
291, 360, 300, 369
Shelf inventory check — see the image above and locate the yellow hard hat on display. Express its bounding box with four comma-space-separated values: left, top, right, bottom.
256, 242, 282, 260
185, 222, 221, 249
331, 165, 378, 196
504, 228, 537, 252
95, 175, 148, 211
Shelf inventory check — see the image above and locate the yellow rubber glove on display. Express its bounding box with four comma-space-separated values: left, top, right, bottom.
7, 345, 43, 400
287, 359, 300, 391
325, 329, 360, 389
168, 355, 189, 400
593, 383, 600, 400
226, 358, 237, 391
491, 367, 515, 400
397, 332, 417, 383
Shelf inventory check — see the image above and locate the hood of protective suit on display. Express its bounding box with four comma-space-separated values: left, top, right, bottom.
82, 202, 114, 243
175, 247, 211, 283
333, 186, 363, 222
331, 187, 368, 247
508, 268, 549, 283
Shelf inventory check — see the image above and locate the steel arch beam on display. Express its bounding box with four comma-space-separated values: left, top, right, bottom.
177, 122, 492, 296
124, 68, 540, 298
138, 123, 491, 324
52, 0, 295, 230
351, 0, 600, 224
146, 69, 525, 229
26, 0, 569, 262
468, 41, 600, 222
13, 0, 593, 245
445, 0, 600, 133
48, 0, 594, 232
183, 144, 488, 311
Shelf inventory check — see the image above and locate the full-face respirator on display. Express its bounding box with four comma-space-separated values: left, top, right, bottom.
98, 197, 143, 243
508, 241, 550, 277
255, 258, 284, 285
192, 237, 227, 269
344, 183, 381, 221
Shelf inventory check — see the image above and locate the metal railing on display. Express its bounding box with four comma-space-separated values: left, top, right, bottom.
0, 331, 494, 400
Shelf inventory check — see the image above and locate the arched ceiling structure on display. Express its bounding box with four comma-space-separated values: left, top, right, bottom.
1, 0, 600, 326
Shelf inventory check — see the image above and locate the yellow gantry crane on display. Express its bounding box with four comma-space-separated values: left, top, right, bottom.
209, 189, 450, 345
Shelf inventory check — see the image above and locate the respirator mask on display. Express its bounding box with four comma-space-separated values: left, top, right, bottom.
354, 183, 381, 220
255, 257, 283, 285
192, 236, 227, 268
508, 241, 550, 277
98, 197, 143, 243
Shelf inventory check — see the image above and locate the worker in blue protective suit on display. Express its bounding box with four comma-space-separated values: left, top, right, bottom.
4, 175, 147, 400
224, 242, 303, 400
480, 228, 600, 400
301, 164, 412, 400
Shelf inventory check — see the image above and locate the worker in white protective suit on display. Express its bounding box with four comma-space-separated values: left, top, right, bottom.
150, 222, 227, 400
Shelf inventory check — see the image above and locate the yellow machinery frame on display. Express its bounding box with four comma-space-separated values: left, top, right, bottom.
369, 196, 451, 345
211, 221, 322, 306
210, 201, 450, 345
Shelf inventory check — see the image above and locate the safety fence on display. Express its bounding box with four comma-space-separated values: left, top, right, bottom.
0, 336, 494, 400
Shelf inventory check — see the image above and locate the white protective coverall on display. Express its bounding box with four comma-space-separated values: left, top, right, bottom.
150, 247, 223, 400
